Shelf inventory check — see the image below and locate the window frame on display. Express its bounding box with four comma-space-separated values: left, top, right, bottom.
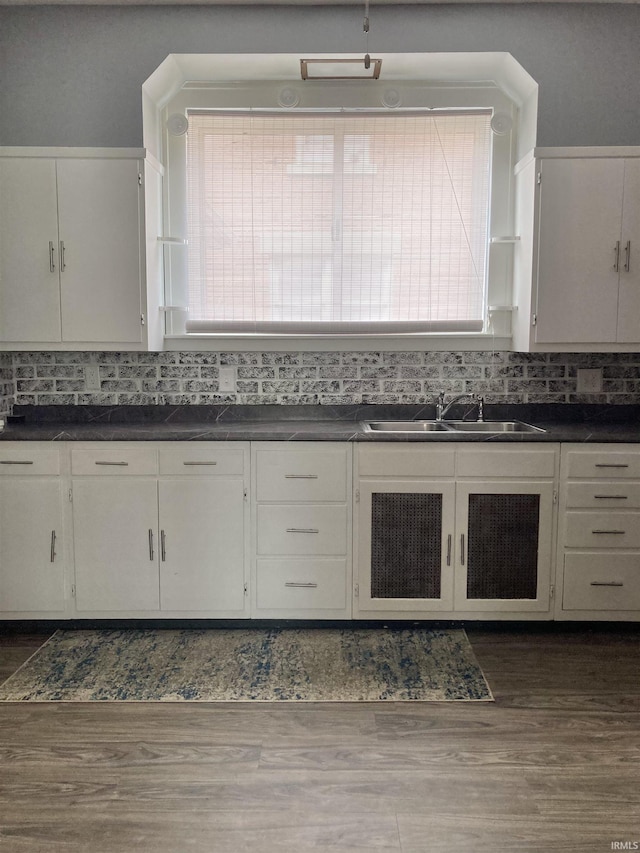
162, 80, 518, 350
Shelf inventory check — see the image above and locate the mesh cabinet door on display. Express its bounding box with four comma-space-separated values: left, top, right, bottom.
357, 480, 455, 613
454, 481, 554, 612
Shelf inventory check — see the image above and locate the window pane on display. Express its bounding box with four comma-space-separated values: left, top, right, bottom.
185, 112, 491, 332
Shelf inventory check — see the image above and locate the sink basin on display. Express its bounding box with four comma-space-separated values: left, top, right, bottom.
363, 420, 450, 432
361, 420, 546, 434
442, 420, 546, 433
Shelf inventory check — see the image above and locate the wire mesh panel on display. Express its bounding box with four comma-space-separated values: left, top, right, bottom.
370, 492, 442, 599
467, 493, 539, 599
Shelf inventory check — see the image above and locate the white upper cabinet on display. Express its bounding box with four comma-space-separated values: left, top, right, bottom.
512, 149, 640, 351
0, 158, 62, 342
0, 149, 160, 350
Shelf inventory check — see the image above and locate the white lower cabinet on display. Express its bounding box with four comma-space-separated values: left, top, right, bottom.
557, 444, 640, 620
73, 478, 160, 612
6, 437, 640, 622
70, 443, 249, 617
252, 442, 352, 619
158, 479, 246, 612
0, 444, 66, 615
355, 444, 558, 619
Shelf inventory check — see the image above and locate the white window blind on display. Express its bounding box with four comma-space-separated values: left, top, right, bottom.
184, 111, 492, 334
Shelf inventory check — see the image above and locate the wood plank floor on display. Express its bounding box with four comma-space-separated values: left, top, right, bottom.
0, 626, 638, 852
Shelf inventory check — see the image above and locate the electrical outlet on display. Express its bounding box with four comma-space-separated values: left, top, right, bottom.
576, 368, 602, 393
85, 363, 101, 391
218, 365, 236, 393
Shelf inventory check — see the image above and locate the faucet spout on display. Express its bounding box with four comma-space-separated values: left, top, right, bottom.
436, 392, 482, 421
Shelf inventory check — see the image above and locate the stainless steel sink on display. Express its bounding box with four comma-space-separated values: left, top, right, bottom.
363, 420, 450, 432
442, 420, 546, 434
362, 420, 545, 434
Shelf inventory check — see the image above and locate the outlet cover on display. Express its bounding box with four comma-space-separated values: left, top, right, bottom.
576, 368, 602, 393
85, 363, 101, 391
218, 365, 236, 393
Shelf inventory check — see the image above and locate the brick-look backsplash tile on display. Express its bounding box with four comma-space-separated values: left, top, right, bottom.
0, 353, 15, 417
2, 350, 640, 409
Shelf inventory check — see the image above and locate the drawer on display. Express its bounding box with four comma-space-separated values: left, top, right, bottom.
564, 512, 640, 549
358, 446, 455, 478
158, 446, 245, 477
256, 559, 347, 611
565, 482, 640, 509
564, 449, 640, 479
563, 554, 640, 610
456, 447, 557, 478
256, 447, 347, 502
71, 446, 158, 476
257, 504, 347, 555
0, 445, 60, 475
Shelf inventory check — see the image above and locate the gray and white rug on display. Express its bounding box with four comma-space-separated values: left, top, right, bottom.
0, 627, 493, 702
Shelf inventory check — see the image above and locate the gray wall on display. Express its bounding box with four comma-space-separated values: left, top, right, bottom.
1, 3, 640, 148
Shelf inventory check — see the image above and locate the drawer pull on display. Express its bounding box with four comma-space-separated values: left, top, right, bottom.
95, 461, 129, 467
591, 529, 626, 535
0, 460, 34, 465
594, 463, 629, 469
590, 581, 624, 587
286, 528, 320, 534
183, 461, 217, 466
285, 582, 318, 589
50, 530, 56, 563
284, 474, 319, 479
594, 495, 628, 500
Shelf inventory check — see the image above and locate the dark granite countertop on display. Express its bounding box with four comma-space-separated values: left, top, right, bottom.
1, 404, 640, 443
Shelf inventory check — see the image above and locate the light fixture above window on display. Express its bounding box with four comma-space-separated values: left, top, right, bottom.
300, 58, 382, 80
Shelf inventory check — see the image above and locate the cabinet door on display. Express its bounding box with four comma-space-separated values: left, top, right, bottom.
57, 158, 143, 344
454, 481, 554, 612
356, 480, 455, 613
0, 158, 62, 342
616, 159, 640, 342
0, 479, 65, 612
535, 158, 623, 344
158, 479, 247, 613
72, 478, 159, 612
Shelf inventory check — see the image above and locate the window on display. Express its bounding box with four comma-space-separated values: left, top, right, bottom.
181, 111, 492, 335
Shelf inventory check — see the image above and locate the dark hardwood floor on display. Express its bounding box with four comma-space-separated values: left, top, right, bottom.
0, 625, 639, 852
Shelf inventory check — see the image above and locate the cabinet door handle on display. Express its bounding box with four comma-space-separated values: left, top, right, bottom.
446, 534, 452, 566
624, 240, 631, 272
286, 527, 319, 534
183, 461, 217, 466
590, 581, 624, 588
460, 533, 465, 565
594, 494, 628, 500
591, 529, 626, 535
94, 461, 129, 466
160, 530, 166, 562
284, 474, 318, 479
285, 582, 318, 589
614, 240, 620, 272
595, 463, 629, 469
0, 460, 34, 465
59, 240, 66, 272
50, 530, 56, 563
49, 241, 55, 273
148, 529, 154, 560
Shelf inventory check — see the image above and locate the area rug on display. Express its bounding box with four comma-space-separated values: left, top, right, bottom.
0, 627, 492, 702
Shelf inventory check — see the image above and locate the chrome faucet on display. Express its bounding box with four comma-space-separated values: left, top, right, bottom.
436, 392, 484, 422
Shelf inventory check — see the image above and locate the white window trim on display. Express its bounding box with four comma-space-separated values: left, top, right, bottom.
162, 79, 518, 351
